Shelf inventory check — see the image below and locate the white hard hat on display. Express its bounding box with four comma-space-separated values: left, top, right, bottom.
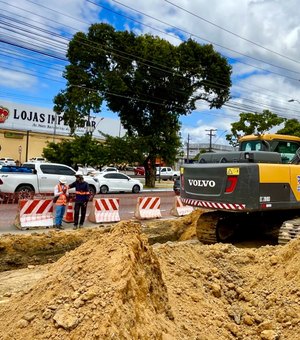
75, 170, 83, 176
59, 176, 67, 184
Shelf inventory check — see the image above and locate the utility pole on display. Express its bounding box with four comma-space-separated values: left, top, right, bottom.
25, 130, 30, 162
186, 134, 190, 163
205, 129, 217, 152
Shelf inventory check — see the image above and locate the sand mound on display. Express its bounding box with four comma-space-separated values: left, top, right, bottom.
155, 238, 300, 339
1, 217, 300, 339
0, 221, 175, 339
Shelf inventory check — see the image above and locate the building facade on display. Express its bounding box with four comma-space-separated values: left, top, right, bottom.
0, 101, 125, 163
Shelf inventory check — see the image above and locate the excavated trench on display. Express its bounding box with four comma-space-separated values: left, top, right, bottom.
0, 210, 278, 272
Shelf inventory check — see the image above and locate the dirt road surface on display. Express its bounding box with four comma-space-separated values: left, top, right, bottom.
0, 210, 299, 339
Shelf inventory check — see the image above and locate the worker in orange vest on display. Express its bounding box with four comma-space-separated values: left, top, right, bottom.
53, 176, 69, 230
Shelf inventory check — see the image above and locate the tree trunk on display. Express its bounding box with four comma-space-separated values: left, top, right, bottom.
144, 157, 156, 188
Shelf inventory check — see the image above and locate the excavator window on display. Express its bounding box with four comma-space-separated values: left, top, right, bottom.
240, 141, 262, 151
274, 141, 300, 163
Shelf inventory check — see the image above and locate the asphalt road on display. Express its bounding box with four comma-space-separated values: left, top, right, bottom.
0, 189, 177, 235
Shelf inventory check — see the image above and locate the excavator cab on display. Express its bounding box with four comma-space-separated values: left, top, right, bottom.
239, 134, 300, 164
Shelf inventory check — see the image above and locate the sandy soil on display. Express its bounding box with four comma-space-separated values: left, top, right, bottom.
0, 211, 299, 339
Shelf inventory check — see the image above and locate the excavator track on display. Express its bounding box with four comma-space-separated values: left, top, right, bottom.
196, 211, 219, 244
196, 211, 236, 244
278, 218, 300, 245
196, 210, 300, 245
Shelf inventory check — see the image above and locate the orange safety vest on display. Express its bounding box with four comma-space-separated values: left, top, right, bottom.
56, 184, 68, 206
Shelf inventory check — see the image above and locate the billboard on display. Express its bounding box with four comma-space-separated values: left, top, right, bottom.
0, 101, 125, 138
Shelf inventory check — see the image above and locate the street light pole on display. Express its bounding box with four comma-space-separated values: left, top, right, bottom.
25, 130, 30, 162
288, 99, 300, 104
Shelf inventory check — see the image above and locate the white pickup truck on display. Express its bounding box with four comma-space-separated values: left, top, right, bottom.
0, 162, 100, 197
156, 166, 180, 180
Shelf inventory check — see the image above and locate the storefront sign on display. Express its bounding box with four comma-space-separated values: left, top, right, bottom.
4, 132, 24, 139
0, 101, 125, 138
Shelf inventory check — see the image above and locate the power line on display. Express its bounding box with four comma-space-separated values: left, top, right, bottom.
107, 0, 300, 77
1, 0, 300, 123
164, 0, 300, 65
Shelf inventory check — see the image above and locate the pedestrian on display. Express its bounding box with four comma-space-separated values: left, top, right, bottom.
68, 170, 90, 229
53, 176, 69, 230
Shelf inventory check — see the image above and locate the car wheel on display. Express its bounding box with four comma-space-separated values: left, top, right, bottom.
15, 185, 35, 200
100, 185, 109, 194
132, 185, 140, 193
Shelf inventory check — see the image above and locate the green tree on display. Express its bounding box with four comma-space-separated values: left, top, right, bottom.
54, 23, 232, 186
103, 134, 145, 166
43, 139, 74, 166
277, 119, 300, 137
226, 110, 285, 146
43, 135, 107, 168
43, 134, 147, 169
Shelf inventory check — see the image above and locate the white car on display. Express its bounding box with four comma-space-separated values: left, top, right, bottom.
100, 166, 119, 173
96, 172, 143, 194
78, 166, 98, 175
0, 157, 16, 166
29, 157, 47, 162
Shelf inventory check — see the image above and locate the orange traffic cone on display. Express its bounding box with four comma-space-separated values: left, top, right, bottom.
63, 200, 74, 223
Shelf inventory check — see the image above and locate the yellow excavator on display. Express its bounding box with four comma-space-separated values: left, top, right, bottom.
180, 134, 300, 245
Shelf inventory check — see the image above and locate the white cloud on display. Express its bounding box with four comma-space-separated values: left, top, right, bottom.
2, 0, 300, 146
0, 68, 37, 89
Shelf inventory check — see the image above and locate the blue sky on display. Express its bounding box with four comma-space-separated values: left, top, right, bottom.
1, 0, 300, 146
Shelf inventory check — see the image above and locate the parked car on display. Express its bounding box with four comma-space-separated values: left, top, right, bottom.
95, 172, 143, 194
156, 166, 179, 180
0, 161, 5, 169
78, 166, 99, 176
29, 157, 47, 162
134, 166, 145, 176
100, 166, 119, 173
0, 157, 16, 166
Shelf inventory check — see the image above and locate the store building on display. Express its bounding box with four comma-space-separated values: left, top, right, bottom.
0, 101, 125, 163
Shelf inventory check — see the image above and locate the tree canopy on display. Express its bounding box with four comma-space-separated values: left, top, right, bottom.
43, 134, 146, 169
277, 119, 300, 137
54, 23, 232, 186
226, 110, 285, 146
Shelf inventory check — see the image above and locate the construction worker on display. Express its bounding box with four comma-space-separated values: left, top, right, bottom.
69, 171, 90, 229
53, 176, 69, 230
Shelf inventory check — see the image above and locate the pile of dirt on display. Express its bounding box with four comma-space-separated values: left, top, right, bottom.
155, 239, 300, 339
0, 222, 176, 339
0, 215, 300, 339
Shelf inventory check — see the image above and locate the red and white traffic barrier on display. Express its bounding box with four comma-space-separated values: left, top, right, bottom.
134, 197, 162, 220
170, 196, 194, 217
14, 199, 54, 229
88, 198, 120, 223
